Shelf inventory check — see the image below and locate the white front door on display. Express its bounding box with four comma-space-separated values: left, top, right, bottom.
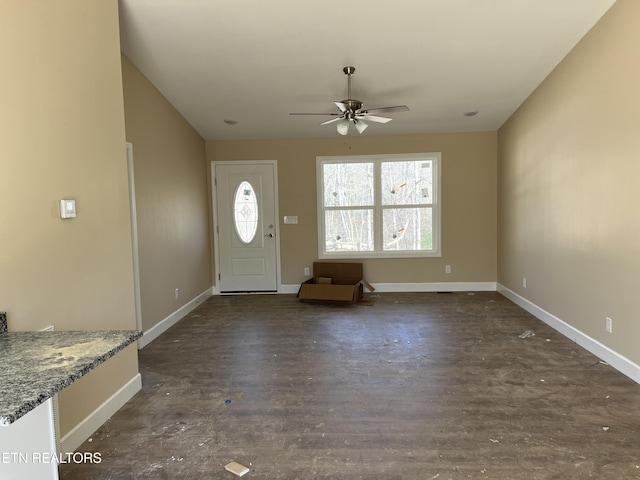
214, 162, 279, 293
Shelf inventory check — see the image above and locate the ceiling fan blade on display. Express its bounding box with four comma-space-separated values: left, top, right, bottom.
358, 114, 392, 124
361, 105, 410, 114
335, 101, 349, 112
289, 112, 342, 116
320, 116, 345, 125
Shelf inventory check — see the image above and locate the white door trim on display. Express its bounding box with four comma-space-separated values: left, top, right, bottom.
211, 160, 281, 294
126, 143, 143, 332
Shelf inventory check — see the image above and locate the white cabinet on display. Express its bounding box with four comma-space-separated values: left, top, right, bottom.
0, 398, 59, 480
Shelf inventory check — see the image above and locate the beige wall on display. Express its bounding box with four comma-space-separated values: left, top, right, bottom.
0, 0, 139, 436
498, 0, 640, 364
121, 55, 212, 331
207, 132, 497, 285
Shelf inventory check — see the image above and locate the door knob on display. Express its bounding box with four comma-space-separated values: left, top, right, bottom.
265, 233, 274, 238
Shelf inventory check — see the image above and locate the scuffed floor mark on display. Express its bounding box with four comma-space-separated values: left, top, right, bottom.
139, 462, 164, 475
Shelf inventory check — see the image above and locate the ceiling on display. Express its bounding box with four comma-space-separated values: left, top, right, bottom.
118, 0, 616, 141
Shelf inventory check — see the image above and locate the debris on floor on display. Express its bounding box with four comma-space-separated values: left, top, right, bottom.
518, 330, 535, 339
225, 461, 250, 477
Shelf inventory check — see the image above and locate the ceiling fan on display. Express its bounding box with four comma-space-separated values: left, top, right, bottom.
290, 66, 409, 135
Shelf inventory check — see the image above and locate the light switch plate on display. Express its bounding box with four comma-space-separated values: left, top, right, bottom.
60, 199, 76, 219
284, 215, 298, 224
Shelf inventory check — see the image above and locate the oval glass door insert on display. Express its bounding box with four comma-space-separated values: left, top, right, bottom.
233, 181, 259, 244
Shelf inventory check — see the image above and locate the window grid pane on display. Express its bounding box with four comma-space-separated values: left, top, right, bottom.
382, 207, 433, 251
324, 209, 373, 252
381, 160, 433, 206
323, 163, 374, 207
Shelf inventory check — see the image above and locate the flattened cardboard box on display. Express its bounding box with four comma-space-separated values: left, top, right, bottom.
298, 262, 374, 304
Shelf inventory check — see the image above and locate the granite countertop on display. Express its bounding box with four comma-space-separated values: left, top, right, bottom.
0, 321, 141, 426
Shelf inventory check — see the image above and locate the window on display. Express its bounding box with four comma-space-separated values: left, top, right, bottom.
233, 180, 259, 244
317, 153, 441, 258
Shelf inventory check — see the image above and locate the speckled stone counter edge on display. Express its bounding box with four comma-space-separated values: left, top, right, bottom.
0, 330, 142, 425
0, 312, 6, 334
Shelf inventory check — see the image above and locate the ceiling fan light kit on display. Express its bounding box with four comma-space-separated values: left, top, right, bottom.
290, 66, 409, 135
336, 120, 349, 135
355, 120, 368, 134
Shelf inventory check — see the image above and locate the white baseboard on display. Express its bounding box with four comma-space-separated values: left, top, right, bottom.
281, 281, 496, 294
370, 281, 497, 292
280, 284, 301, 294
497, 283, 640, 385
60, 373, 142, 454
138, 287, 214, 349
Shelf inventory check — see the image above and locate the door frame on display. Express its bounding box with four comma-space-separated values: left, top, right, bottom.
126, 143, 143, 332
211, 160, 281, 294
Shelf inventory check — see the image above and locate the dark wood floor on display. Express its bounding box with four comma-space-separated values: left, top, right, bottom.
59, 292, 640, 479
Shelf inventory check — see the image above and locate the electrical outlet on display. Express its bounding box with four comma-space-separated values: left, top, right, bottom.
523, 277, 527, 288
605, 317, 612, 333
304, 267, 310, 276
445, 265, 451, 274
175, 288, 179, 300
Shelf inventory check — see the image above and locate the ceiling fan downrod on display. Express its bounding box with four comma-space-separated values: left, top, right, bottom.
341, 66, 363, 112
343, 66, 355, 99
